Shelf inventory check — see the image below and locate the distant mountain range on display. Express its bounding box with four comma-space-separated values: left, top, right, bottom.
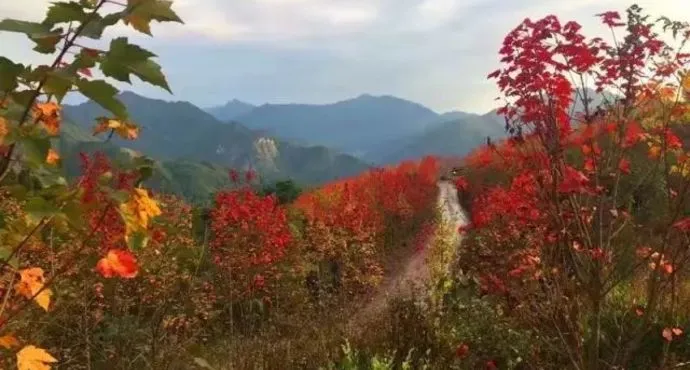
60, 92, 373, 203
58, 88, 616, 203
205, 94, 506, 163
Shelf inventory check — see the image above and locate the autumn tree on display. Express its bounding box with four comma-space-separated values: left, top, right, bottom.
457, 5, 690, 368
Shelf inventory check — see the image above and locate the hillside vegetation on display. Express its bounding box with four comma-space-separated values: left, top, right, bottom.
2, 2, 690, 370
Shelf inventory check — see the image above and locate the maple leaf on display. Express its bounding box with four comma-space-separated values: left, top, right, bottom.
32, 102, 61, 136
96, 249, 139, 278
123, 0, 183, 36
45, 149, 59, 165
93, 118, 140, 140
0, 334, 20, 349
17, 345, 57, 370
14, 267, 52, 311
119, 188, 162, 238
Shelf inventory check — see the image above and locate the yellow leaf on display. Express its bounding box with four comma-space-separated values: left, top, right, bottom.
0, 334, 20, 349
124, 13, 151, 34
93, 118, 140, 140
0, 116, 8, 145
16, 345, 57, 370
34, 290, 53, 311
14, 267, 52, 311
119, 188, 162, 238
45, 149, 59, 165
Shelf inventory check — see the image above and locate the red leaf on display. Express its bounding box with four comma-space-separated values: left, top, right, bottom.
618, 158, 631, 174
455, 343, 470, 358
96, 249, 139, 279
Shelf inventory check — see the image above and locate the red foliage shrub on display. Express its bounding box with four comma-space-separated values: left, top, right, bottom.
209, 185, 292, 298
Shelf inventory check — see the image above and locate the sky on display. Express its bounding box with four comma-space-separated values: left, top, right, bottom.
0, 0, 688, 114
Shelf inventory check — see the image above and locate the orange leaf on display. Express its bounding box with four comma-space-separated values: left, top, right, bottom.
581, 144, 592, 155
45, 149, 60, 165
33, 102, 61, 136
93, 118, 139, 140
648, 145, 661, 159
96, 249, 139, 279
17, 345, 57, 370
0, 117, 7, 145
0, 334, 19, 349
33, 102, 59, 117
14, 267, 52, 311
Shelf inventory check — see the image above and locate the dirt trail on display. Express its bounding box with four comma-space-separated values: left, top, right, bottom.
346, 181, 468, 332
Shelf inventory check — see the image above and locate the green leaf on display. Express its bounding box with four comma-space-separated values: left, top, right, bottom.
127, 59, 170, 92
4, 184, 28, 199
0, 57, 23, 92
100, 37, 170, 92
43, 71, 74, 102
123, 0, 183, 36
0, 20, 63, 53
25, 196, 61, 223
33, 167, 68, 188
100, 37, 154, 82
81, 12, 123, 39
30, 31, 64, 54
126, 230, 149, 251
61, 199, 86, 229
20, 135, 51, 168
0, 19, 51, 35
0, 245, 19, 268
108, 189, 131, 204
75, 79, 128, 118
9, 90, 36, 108
69, 49, 99, 74
43, 2, 88, 25
79, 0, 99, 9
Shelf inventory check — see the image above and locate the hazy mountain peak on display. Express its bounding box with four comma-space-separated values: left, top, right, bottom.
205, 99, 256, 122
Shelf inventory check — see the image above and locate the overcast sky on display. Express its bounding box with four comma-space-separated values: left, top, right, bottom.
0, 0, 687, 114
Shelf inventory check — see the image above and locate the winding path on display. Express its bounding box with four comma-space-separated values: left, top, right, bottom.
346, 180, 468, 332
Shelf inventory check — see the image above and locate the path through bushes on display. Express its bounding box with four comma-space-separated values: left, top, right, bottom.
347, 180, 468, 332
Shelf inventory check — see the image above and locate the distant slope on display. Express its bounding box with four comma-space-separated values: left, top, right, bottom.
366, 111, 506, 165
61, 92, 371, 201
205, 99, 256, 122
234, 94, 440, 156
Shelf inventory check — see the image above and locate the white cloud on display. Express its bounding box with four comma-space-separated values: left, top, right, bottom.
1, 0, 689, 113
